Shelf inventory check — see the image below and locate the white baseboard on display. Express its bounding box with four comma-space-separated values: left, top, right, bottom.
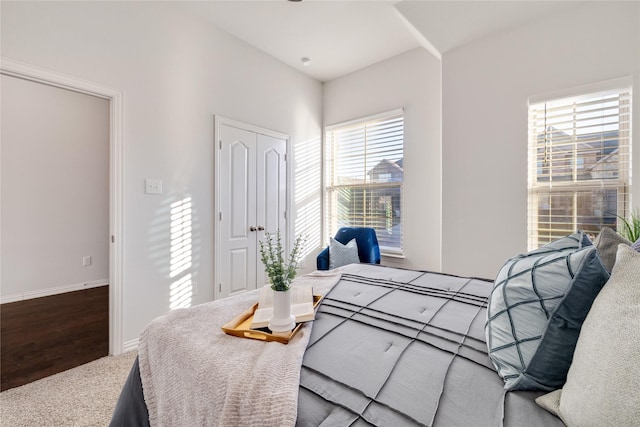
0, 279, 109, 304
122, 338, 139, 354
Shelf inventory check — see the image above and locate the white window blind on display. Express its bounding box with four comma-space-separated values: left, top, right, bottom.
527, 86, 632, 249
325, 110, 404, 255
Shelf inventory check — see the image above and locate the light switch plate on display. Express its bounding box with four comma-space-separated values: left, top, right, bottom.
145, 178, 163, 195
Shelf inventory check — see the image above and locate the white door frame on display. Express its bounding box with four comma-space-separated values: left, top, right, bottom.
213, 115, 291, 300
1, 58, 125, 355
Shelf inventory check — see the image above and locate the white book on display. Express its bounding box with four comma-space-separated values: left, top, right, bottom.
251, 285, 315, 329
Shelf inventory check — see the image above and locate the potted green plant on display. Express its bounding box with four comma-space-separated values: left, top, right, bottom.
259, 230, 305, 334
615, 209, 640, 242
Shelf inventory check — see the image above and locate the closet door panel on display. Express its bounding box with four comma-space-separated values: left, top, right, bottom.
219, 124, 257, 297
257, 134, 287, 236
230, 141, 251, 238
229, 249, 249, 295
256, 135, 287, 289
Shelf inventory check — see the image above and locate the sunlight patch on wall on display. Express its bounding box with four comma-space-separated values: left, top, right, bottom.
294, 136, 322, 258
169, 197, 193, 310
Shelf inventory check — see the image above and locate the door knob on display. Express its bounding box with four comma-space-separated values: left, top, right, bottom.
249, 226, 257, 232
257, 225, 265, 231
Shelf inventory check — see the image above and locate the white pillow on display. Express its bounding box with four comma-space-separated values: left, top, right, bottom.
536, 244, 640, 425
329, 237, 359, 269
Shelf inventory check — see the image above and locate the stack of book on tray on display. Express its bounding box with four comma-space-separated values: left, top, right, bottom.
250, 285, 315, 330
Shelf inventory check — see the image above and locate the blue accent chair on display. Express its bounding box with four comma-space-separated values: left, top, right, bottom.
317, 227, 381, 270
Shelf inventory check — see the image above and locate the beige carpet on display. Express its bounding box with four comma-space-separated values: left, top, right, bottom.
0, 351, 137, 427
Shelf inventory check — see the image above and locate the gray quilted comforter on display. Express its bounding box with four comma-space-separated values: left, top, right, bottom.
296, 264, 563, 426
111, 264, 564, 426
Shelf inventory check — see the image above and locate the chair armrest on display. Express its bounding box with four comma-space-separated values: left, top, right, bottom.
361, 243, 381, 265
316, 247, 330, 270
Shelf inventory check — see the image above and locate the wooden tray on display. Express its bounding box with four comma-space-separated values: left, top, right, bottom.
221, 295, 323, 344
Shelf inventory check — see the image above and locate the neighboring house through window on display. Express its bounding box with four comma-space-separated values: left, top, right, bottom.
325, 109, 404, 255
527, 82, 632, 249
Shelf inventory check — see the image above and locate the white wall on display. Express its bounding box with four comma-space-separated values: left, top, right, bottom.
324, 47, 442, 272
1, 75, 109, 301
442, 1, 640, 279
0, 1, 323, 346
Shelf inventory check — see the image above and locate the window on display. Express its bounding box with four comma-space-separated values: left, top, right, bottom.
528, 85, 632, 249
325, 109, 404, 255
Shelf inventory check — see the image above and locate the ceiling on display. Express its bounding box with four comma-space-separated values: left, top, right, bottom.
176, 1, 586, 82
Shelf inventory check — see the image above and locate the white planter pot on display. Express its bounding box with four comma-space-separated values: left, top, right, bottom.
269, 288, 296, 335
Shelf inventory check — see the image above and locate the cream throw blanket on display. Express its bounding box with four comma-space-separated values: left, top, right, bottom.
138, 270, 342, 427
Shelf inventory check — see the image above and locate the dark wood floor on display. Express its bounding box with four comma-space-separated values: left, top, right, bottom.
1, 285, 109, 391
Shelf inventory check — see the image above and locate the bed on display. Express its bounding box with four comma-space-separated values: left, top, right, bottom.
110, 263, 567, 426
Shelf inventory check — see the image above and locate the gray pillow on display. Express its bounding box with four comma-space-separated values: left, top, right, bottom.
329, 237, 359, 269
486, 231, 610, 391
593, 226, 631, 272
632, 237, 640, 252
536, 244, 640, 425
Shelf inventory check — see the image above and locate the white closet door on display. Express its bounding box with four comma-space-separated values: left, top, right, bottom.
219, 124, 258, 297
256, 133, 287, 287
218, 123, 287, 299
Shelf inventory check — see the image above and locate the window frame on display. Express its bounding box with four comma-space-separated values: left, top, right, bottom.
527, 80, 632, 250
324, 108, 405, 257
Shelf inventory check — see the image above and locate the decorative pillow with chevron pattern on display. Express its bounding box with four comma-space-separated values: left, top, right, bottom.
485, 231, 610, 391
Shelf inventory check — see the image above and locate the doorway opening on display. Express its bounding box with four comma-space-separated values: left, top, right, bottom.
0, 58, 124, 360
